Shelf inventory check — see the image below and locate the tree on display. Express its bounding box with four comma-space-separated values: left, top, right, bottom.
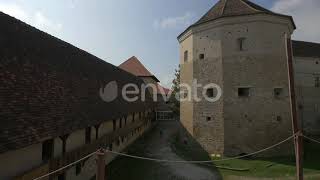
169, 65, 180, 116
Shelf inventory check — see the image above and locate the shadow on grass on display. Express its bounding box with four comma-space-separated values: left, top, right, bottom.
214, 138, 320, 178
253, 139, 320, 171
171, 123, 320, 178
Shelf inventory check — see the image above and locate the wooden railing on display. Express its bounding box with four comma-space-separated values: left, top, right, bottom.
15, 116, 153, 180
49, 117, 153, 176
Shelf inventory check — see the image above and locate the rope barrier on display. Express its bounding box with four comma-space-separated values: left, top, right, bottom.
33, 151, 97, 180
303, 135, 320, 145
33, 133, 300, 179
105, 134, 294, 163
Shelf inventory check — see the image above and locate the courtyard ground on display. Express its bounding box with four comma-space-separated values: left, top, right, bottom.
170, 126, 320, 179
107, 121, 222, 180
107, 120, 320, 180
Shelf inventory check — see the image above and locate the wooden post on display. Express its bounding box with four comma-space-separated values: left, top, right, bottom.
286, 36, 303, 180
96, 149, 105, 180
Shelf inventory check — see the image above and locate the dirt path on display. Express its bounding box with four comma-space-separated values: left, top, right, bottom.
108, 121, 221, 180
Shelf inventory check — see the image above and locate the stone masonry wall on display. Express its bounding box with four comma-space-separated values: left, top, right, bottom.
192, 30, 224, 155
180, 35, 194, 135
179, 14, 295, 157
221, 19, 294, 156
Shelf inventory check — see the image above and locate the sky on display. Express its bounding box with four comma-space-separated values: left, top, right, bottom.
0, 0, 319, 88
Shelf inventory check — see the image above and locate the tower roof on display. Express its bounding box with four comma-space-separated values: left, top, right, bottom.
119, 56, 160, 82
178, 0, 295, 39
292, 40, 320, 58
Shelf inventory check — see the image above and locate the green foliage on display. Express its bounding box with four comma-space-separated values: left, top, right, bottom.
169, 65, 180, 116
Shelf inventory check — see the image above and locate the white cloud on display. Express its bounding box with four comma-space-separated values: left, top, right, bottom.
153, 12, 195, 29
271, 0, 320, 43
0, 3, 29, 21
0, 2, 62, 35
34, 12, 62, 33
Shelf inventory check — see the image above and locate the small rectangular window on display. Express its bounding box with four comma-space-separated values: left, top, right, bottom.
181, 90, 188, 98
238, 88, 250, 97
184, 50, 188, 62
274, 88, 284, 98
199, 53, 204, 59
276, 116, 282, 122
42, 139, 53, 161
85, 127, 91, 144
206, 116, 211, 121
206, 88, 214, 97
238, 37, 247, 51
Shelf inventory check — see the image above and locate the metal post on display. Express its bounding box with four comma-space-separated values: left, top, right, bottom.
286, 36, 303, 180
96, 149, 105, 180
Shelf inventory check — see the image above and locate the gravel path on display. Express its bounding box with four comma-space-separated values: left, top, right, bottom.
108, 121, 221, 180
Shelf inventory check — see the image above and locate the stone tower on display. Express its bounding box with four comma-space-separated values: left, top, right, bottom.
178, 0, 296, 156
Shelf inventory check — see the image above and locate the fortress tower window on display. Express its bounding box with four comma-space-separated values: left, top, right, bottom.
274, 88, 284, 98
206, 116, 212, 121
276, 116, 282, 122
42, 139, 53, 161
181, 90, 188, 99
184, 50, 188, 62
206, 88, 215, 97
238, 87, 250, 97
237, 37, 247, 51
199, 53, 204, 60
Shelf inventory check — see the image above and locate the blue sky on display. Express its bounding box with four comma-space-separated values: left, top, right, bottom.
0, 0, 319, 87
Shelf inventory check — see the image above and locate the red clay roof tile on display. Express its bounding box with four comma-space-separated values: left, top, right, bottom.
119, 56, 159, 82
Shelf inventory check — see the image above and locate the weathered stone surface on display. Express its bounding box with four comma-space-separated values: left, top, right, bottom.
179, 13, 295, 156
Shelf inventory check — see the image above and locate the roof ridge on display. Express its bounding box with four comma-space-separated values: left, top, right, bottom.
119, 56, 136, 66
242, 0, 275, 13
239, 0, 261, 12
118, 56, 160, 82
177, 0, 296, 40
221, 0, 228, 16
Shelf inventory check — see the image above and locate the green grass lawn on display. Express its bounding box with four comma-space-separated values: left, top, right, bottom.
212, 141, 320, 178
171, 130, 320, 179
